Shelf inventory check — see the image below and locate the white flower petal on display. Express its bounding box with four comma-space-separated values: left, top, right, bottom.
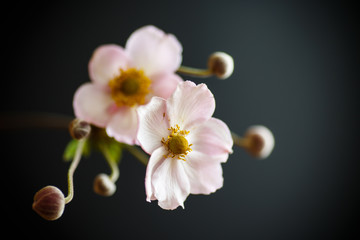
137, 97, 170, 154
73, 83, 113, 127
125, 25, 182, 76
106, 107, 139, 145
145, 147, 167, 202
152, 157, 190, 210
188, 117, 233, 159
166, 81, 215, 129
150, 73, 183, 100
88, 44, 130, 87
185, 150, 225, 195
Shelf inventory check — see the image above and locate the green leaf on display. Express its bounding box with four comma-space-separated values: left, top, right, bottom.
63, 139, 90, 162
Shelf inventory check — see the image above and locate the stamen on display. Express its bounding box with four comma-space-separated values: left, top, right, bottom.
162, 124, 192, 161
108, 68, 151, 107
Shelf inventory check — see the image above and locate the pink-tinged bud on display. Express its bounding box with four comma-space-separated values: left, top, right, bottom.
93, 174, 116, 197
69, 119, 91, 140
32, 186, 65, 221
208, 52, 234, 79
244, 125, 275, 159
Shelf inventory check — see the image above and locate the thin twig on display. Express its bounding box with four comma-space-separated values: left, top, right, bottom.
0, 112, 73, 130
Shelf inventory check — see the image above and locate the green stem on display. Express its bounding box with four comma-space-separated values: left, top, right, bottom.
177, 66, 213, 78
99, 145, 120, 182
64, 139, 85, 204
123, 144, 149, 166
231, 131, 249, 148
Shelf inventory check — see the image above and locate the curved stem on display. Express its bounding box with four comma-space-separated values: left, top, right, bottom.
100, 145, 120, 182
177, 66, 213, 78
64, 139, 85, 204
123, 144, 149, 166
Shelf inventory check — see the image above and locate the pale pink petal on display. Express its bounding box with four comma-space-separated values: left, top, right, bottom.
145, 147, 167, 202
166, 81, 215, 129
150, 73, 183, 100
73, 83, 113, 127
125, 25, 182, 76
89, 44, 131, 87
137, 97, 170, 154
185, 150, 225, 195
106, 107, 139, 145
188, 117, 233, 159
149, 153, 190, 210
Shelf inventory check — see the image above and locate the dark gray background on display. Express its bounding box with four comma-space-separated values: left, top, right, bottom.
2, 0, 359, 239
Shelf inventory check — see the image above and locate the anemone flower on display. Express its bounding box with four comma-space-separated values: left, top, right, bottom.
137, 81, 233, 210
73, 25, 183, 145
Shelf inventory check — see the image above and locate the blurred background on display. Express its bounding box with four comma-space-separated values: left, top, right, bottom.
1, 0, 359, 239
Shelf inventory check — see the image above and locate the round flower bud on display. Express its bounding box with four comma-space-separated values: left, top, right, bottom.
207, 52, 234, 79
93, 174, 116, 197
69, 119, 91, 140
244, 125, 275, 159
32, 186, 65, 221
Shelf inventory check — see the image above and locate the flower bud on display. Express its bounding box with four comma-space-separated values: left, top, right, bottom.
207, 52, 234, 79
32, 186, 65, 221
93, 174, 116, 197
69, 119, 91, 140
244, 125, 275, 159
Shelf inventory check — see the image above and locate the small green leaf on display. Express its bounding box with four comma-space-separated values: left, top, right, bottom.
63, 139, 91, 162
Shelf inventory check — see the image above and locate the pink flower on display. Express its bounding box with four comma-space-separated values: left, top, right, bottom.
137, 81, 233, 210
73, 25, 183, 145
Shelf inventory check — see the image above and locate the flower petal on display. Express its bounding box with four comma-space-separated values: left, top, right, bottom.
166, 81, 215, 129
137, 97, 170, 154
89, 44, 130, 87
73, 83, 113, 127
150, 73, 183, 100
106, 107, 139, 145
154, 159, 190, 210
125, 25, 182, 76
188, 117, 233, 159
146, 148, 190, 210
145, 147, 167, 202
185, 150, 225, 195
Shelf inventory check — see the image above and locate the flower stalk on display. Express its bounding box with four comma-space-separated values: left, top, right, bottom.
99, 144, 120, 182
177, 52, 234, 79
231, 132, 250, 148
65, 138, 86, 204
123, 144, 149, 166
177, 65, 213, 78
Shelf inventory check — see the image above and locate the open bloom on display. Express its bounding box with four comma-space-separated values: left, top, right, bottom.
73, 25, 183, 145
137, 81, 233, 210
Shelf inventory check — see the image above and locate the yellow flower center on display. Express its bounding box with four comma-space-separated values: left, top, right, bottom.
108, 68, 151, 107
162, 125, 192, 161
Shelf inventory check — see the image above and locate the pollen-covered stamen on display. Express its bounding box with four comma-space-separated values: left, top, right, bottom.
168, 135, 189, 155
108, 68, 151, 107
162, 125, 192, 161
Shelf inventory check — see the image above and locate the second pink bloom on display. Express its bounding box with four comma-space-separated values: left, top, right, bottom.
73, 25, 183, 145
